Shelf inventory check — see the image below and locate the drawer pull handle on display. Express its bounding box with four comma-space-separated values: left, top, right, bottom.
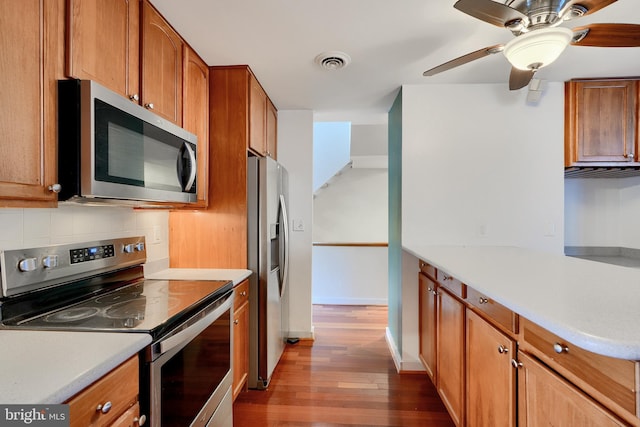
240, 291, 247, 297
479, 297, 489, 304
498, 345, 509, 354
96, 401, 112, 414
553, 343, 569, 354
511, 359, 523, 369
134, 414, 147, 426
442, 274, 453, 281
234, 319, 239, 325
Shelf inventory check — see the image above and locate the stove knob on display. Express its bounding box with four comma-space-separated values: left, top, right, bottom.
43, 255, 58, 269
18, 258, 37, 272
135, 242, 145, 252
123, 243, 135, 253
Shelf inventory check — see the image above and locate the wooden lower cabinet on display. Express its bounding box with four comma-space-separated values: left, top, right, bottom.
233, 279, 250, 400
418, 272, 437, 382
518, 352, 627, 426
66, 356, 140, 427
110, 403, 142, 427
466, 309, 516, 427
437, 287, 465, 427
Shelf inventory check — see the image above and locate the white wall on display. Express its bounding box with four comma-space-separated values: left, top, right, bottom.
312, 246, 388, 305
313, 122, 351, 192
401, 83, 565, 254
277, 110, 315, 339
0, 205, 169, 261
565, 176, 640, 248
313, 167, 388, 242
396, 82, 566, 370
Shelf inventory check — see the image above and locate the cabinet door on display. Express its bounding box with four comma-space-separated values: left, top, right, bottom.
418, 272, 437, 382
466, 309, 516, 427
0, 0, 61, 206
141, 0, 183, 126
66, 0, 139, 101
183, 45, 209, 206
437, 288, 465, 427
233, 300, 249, 400
566, 80, 638, 165
249, 75, 267, 156
266, 99, 278, 159
110, 402, 142, 427
518, 352, 627, 427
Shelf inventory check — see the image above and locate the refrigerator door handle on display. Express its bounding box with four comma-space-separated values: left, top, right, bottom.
279, 194, 290, 298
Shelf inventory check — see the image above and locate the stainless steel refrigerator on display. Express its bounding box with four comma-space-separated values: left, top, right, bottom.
247, 156, 290, 389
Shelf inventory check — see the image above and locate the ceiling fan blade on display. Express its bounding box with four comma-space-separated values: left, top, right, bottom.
576, 0, 618, 16
572, 23, 640, 47
509, 68, 536, 91
454, 0, 528, 27
423, 44, 504, 76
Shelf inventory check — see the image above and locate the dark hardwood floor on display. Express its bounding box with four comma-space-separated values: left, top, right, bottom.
233, 305, 455, 426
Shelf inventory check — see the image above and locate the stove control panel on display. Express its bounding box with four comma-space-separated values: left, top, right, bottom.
70, 244, 115, 264
0, 236, 146, 298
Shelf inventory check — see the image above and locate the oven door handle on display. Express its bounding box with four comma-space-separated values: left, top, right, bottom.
159, 293, 231, 356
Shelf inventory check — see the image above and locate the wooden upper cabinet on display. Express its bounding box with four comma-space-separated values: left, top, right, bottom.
266, 98, 278, 159
66, 0, 139, 101
249, 75, 268, 156
141, 0, 183, 126
183, 45, 209, 207
0, 0, 63, 207
565, 79, 639, 166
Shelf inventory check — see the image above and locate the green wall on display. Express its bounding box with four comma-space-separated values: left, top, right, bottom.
387, 89, 403, 352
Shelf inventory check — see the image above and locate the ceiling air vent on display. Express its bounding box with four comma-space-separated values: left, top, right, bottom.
314, 51, 351, 71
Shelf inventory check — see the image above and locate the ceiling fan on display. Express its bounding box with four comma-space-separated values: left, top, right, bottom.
423, 0, 640, 90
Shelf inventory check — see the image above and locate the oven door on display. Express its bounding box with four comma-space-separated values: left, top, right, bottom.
145, 289, 233, 427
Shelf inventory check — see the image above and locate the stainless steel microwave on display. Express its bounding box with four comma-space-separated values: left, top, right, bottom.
57, 79, 198, 205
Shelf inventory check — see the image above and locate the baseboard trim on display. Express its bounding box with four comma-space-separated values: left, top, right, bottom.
385, 327, 402, 373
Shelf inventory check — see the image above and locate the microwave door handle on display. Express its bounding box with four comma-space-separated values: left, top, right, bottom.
177, 142, 197, 192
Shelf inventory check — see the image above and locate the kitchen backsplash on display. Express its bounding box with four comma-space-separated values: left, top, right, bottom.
0, 206, 169, 262
565, 176, 640, 249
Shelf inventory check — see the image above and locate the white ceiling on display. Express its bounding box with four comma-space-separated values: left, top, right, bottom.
150, 0, 640, 123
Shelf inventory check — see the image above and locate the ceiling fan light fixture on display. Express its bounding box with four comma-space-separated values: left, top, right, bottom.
503, 27, 573, 70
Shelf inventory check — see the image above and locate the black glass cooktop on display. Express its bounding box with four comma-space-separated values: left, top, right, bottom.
1, 277, 232, 337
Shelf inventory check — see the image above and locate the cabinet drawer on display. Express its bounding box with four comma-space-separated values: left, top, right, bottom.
437, 270, 466, 299
234, 279, 249, 311
521, 318, 638, 418
67, 356, 138, 427
466, 286, 518, 334
419, 260, 437, 279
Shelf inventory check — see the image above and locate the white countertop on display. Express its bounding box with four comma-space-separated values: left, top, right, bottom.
145, 267, 251, 285
0, 331, 151, 404
0, 265, 251, 405
403, 244, 640, 360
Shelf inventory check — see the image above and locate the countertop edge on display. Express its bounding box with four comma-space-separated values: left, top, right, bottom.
404, 244, 640, 360
0, 331, 151, 404
144, 264, 252, 286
